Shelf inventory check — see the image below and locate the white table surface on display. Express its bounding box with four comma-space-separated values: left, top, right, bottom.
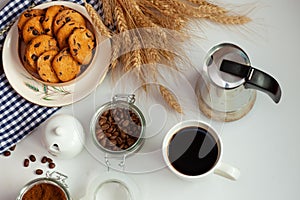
1, 0, 300, 199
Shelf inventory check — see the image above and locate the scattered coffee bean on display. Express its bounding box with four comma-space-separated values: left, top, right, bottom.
41, 156, 48, 163
3, 151, 11, 157
35, 169, 43, 175
9, 145, 16, 151
29, 155, 36, 162
95, 107, 142, 151
47, 158, 53, 163
49, 163, 56, 169
24, 159, 30, 167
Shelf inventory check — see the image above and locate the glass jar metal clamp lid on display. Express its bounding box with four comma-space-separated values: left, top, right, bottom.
17, 171, 71, 200
90, 94, 146, 170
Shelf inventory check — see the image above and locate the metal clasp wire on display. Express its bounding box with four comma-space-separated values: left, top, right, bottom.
46, 171, 69, 188
105, 153, 127, 172
113, 94, 135, 104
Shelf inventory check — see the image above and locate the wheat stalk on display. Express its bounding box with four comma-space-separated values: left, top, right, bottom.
120, 0, 157, 28
150, 0, 225, 18
185, 0, 207, 5
102, 0, 114, 27
84, 0, 112, 38
159, 85, 183, 114
208, 14, 251, 25
137, 1, 185, 30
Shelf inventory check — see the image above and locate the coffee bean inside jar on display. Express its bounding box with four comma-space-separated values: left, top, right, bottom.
95, 106, 143, 152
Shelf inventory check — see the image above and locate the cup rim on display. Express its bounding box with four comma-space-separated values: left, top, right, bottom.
162, 120, 223, 179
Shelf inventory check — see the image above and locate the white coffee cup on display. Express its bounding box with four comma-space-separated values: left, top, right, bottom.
162, 120, 240, 181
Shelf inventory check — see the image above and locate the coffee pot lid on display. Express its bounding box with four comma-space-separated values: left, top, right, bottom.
205, 43, 251, 89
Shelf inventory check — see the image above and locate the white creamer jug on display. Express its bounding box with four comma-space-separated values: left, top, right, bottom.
42, 114, 85, 159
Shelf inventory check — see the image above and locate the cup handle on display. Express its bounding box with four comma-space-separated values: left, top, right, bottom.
214, 162, 240, 181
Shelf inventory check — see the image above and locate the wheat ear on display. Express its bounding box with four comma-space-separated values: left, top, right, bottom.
137, 1, 185, 30
84, 0, 112, 38
159, 85, 183, 114
208, 14, 251, 25
102, 0, 114, 27
185, 0, 206, 5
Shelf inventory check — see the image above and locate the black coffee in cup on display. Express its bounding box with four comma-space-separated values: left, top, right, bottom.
167, 126, 219, 176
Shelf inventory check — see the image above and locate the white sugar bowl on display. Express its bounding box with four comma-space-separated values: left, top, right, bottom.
42, 114, 85, 159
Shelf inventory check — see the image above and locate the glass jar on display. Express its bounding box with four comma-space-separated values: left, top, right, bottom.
90, 94, 146, 172
90, 94, 146, 157
17, 171, 71, 200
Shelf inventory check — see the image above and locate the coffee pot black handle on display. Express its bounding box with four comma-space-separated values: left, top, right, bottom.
220, 59, 282, 103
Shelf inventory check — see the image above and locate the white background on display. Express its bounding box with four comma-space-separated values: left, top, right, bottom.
1, 0, 300, 199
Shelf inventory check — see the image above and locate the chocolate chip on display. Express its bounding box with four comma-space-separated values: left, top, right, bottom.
44, 28, 50, 33
34, 42, 41, 48
24, 159, 30, 167
35, 169, 43, 175
44, 55, 50, 60
86, 32, 91, 38
65, 17, 71, 22
29, 155, 36, 162
31, 54, 38, 61
32, 29, 39, 36
39, 17, 44, 23
24, 13, 32, 18
58, 56, 63, 61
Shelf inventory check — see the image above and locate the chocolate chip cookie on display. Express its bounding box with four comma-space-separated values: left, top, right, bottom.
52, 48, 80, 82
42, 5, 65, 36
68, 27, 95, 65
22, 16, 45, 44
53, 9, 86, 36
24, 35, 59, 72
17, 9, 45, 31
56, 21, 85, 49
37, 50, 60, 83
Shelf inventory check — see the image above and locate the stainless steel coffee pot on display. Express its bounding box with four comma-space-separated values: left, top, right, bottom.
196, 43, 281, 122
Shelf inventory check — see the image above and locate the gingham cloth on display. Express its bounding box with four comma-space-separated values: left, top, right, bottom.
0, 0, 103, 154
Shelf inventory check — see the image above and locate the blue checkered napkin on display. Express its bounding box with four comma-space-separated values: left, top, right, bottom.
0, 0, 103, 154
0, 74, 60, 153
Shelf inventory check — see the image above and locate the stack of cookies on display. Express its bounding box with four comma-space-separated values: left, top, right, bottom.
18, 5, 96, 83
